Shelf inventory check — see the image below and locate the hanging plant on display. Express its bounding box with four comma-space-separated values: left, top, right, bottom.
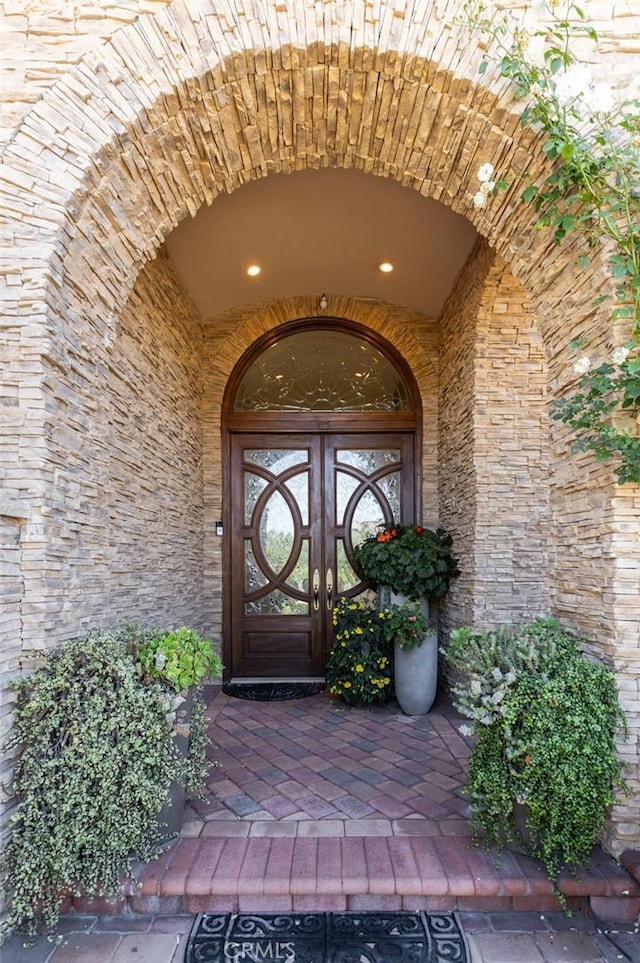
444, 618, 627, 906
462, 0, 640, 483
0, 628, 217, 936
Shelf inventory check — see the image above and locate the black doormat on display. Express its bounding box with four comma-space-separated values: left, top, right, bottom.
222, 682, 326, 702
185, 911, 470, 962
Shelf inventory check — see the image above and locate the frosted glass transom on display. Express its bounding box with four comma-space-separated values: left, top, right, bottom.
234, 330, 410, 411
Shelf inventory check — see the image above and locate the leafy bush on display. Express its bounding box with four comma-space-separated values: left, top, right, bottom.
445, 617, 576, 727
353, 524, 459, 599
135, 626, 223, 691
379, 599, 428, 651
326, 597, 393, 705
0, 631, 183, 935
122, 624, 222, 792
444, 618, 627, 902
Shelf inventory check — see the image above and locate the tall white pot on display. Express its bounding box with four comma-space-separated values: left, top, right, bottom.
380, 587, 438, 716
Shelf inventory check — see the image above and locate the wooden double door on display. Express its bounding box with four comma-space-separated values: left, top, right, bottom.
229, 431, 415, 678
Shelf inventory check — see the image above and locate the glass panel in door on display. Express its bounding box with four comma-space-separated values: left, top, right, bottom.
324, 435, 414, 607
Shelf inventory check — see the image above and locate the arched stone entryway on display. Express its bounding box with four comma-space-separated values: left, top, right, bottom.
2, 0, 637, 854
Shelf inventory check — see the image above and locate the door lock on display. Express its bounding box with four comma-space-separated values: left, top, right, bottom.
312, 569, 320, 611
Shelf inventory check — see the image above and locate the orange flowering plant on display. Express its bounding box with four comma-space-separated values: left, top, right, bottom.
353, 524, 459, 600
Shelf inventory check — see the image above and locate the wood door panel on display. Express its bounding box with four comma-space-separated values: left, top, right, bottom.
230, 434, 321, 678
228, 431, 415, 679
243, 628, 312, 657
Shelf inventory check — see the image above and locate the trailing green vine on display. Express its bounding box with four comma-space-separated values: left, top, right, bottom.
1, 627, 220, 936
464, 0, 640, 483
1, 632, 180, 934
444, 618, 627, 907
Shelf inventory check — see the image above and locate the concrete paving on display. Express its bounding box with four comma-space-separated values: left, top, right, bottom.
1, 911, 638, 962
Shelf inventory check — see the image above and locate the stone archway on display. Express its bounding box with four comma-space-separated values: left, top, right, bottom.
2, 0, 637, 854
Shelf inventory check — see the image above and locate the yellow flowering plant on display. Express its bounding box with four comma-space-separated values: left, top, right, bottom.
326, 597, 393, 706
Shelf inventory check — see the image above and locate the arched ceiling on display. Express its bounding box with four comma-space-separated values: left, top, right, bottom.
164, 167, 478, 322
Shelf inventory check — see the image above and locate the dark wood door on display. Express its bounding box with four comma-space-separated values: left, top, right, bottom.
229, 432, 415, 678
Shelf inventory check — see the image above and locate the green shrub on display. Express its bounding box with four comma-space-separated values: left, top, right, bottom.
0, 630, 191, 935
379, 599, 428, 651
134, 626, 223, 691
444, 618, 627, 904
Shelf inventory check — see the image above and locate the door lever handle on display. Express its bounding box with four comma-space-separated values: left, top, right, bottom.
312, 568, 320, 611
326, 568, 333, 610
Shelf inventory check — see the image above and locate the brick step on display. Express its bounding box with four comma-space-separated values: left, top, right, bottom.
71, 836, 640, 922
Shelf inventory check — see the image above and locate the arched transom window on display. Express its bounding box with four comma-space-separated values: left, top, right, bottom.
233, 329, 412, 413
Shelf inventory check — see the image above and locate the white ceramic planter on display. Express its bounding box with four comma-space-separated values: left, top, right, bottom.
380, 587, 438, 716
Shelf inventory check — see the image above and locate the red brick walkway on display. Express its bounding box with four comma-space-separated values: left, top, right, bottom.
11, 689, 639, 961
107, 689, 639, 920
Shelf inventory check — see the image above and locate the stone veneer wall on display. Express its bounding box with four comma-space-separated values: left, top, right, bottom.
0, 246, 205, 838
0, 231, 206, 922
439, 239, 549, 635
0, 516, 24, 846
1, 0, 638, 855
101, 247, 205, 630
3, 0, 638, 149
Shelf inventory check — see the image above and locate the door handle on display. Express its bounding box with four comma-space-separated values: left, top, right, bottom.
312, 568, 320, 611
326, 568, 333, 610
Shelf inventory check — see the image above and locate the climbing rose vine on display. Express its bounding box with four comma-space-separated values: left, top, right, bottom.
465, 0, 640, 484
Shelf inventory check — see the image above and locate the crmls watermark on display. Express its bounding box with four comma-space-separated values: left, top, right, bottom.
224, 940, 296, 962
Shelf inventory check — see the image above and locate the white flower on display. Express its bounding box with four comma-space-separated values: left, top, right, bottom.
554, 64, 593, 107
523, 35, 546, 68
612, 346, 630, 365
573, 356, 592, 375
529, 82, 544, 98
584, 82, 615, 116
154, 651, 167, 669
477, 162, 495, 183
458, 724, 475, 737
473, 190, 487, 209
470, 679, 483, 696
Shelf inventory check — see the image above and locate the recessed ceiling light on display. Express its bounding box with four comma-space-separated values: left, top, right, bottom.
378, 261, 394, 273
246, 264, 261, 277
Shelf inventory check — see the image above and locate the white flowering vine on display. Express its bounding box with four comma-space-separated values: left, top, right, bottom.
464, 0, 640, 484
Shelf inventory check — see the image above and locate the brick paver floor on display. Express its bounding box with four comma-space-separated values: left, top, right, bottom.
184, 688, 473, 831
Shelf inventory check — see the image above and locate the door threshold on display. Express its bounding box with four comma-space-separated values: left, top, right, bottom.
227, 677, 325, 684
